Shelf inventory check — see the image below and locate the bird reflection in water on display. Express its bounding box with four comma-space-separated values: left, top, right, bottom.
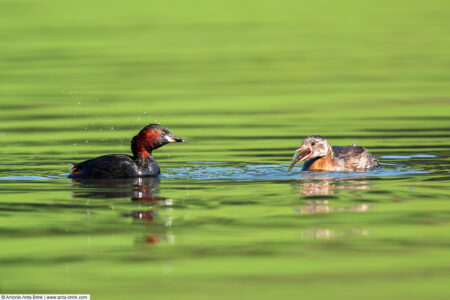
298, 177, 372, 196
300, 228, 369, 240
71, 177, 173, 244
293, 177, 372, 213
71, 177, 165, 202
293, 176, 372, 239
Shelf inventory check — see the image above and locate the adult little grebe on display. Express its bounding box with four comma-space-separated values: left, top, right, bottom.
288, 135, 381, 172
69, 124, 183, 179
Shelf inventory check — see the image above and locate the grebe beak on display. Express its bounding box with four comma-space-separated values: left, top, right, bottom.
165, 134, 184, 143
288, 146, 312, 172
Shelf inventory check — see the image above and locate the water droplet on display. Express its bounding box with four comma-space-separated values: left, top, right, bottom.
73, 143, 77, 146
162, 265, 173, 275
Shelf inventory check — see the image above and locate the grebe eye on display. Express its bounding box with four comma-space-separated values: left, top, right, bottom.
311, 142, 315, 146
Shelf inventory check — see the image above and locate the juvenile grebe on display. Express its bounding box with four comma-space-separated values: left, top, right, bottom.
288, 136, 381, 172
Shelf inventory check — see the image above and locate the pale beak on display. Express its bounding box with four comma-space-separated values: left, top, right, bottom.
288, 147, 312, 172
165, 134, 184, 143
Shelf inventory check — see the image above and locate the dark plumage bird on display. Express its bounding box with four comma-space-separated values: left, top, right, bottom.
69, 124, 183, 179
288, 135, 381, 172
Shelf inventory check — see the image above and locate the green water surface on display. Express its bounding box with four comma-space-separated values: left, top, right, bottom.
0, 0, 449, 299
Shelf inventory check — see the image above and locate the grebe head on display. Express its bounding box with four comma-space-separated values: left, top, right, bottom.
131, 124, 184, 158
288, 135, 332, 171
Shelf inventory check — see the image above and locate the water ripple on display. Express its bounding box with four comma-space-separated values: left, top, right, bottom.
163, 163, 427, 181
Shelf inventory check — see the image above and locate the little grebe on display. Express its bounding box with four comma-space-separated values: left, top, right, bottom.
288, 135, 381, 172
69, 124, 183, 179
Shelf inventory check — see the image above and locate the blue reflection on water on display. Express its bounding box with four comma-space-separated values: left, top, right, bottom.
0, 162, 428, 181
163, 163, 427, 181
